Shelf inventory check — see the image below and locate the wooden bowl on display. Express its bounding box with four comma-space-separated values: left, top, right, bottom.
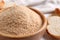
0, 7, 47, 40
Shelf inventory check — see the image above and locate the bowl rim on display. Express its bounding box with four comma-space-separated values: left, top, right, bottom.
0, 7, 47, 38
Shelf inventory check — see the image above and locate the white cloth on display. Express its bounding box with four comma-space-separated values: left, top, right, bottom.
3, 0, 60, 12
33, 0, 60, 12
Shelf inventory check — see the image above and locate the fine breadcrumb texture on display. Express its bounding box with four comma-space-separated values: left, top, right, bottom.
0, 5, 42, 36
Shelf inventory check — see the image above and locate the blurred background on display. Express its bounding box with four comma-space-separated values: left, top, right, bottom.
2, 0, 60, 12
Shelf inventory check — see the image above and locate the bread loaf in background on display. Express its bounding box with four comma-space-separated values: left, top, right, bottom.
0, 0, 5, 9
